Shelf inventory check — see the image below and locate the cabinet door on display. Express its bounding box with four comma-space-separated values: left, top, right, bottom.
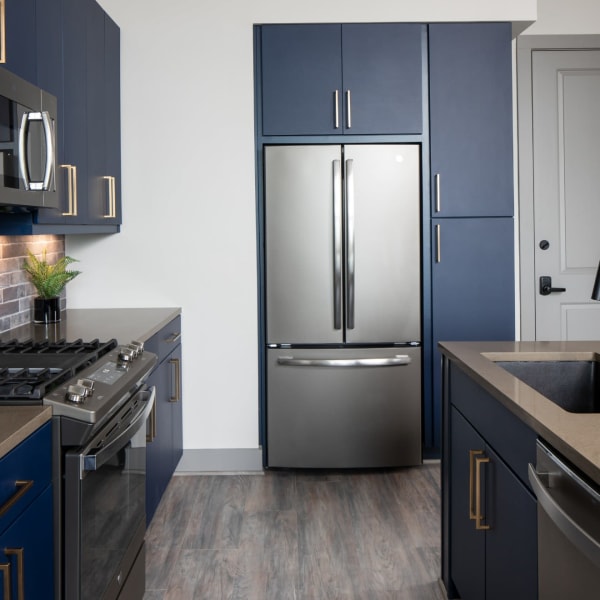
429, 23, 513, 217
168, 344, 183, 473
429, 218, 514, 452
485, 445, 538, 600
3, 0, 36, 83
341, 24, 423, 135
449, 407, 485, 600
145, 360, 170, 526
261, 24, 342, 136
0, 486, 54, 600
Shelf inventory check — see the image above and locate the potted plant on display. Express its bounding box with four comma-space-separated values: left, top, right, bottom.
23, 249, 81, 323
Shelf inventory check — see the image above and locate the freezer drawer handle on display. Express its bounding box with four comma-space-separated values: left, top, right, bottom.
277, 355, 411, 368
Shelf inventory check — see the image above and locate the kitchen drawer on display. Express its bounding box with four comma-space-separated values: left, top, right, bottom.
0, 422, 52, 535
450, 364, 536, 489
146, 316, 181, 364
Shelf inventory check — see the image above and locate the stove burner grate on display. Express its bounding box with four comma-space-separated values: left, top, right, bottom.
0, 338, 118, 404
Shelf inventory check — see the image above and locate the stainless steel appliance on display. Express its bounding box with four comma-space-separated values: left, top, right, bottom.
264, 144, 422, 468
528, 440, 600, 599
0, 338, 156, 600
0, 67, 58, 209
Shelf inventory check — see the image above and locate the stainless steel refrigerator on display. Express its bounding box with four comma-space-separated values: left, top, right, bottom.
265, 144, 421, 468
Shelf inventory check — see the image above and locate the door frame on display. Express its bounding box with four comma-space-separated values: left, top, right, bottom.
516, 34, 600, 340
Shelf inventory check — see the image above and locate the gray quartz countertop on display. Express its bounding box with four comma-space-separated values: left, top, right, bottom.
0, 307, 181, 345
439, 340, 600, 486
0, 307, 181, 457
0, 406, 52, 459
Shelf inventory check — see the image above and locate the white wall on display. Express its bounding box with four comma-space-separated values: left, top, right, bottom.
67, 0, 539, 459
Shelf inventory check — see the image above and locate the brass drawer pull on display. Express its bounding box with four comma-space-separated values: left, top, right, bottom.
468, 450, 484, 520
0, 481, 34, 518
475, 456, 491, 531
4, 548, 24, 600
169, 358, 181, 402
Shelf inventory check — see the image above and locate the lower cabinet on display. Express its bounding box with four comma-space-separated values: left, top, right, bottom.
444, 364, 537, 600
145, 317, 183, 526
0, 422, 54, 599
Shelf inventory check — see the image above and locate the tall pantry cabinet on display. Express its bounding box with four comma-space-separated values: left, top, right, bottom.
255, 21, 515, 458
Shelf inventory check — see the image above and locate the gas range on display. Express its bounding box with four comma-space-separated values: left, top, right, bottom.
0, 337, 157, 428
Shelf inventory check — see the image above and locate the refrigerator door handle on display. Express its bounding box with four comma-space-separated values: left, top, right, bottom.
333, 159, 343, 330
345, 158, 355, 329
277, 355, 412, 368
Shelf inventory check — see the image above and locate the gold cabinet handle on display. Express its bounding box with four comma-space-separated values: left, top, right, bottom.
0, 481, 34, 518
169, 358, 181, 403
146, 398, 157, 443
468, 450, 483, 520
1, 561, 11, 599
4, 548, 24, 600
0, 0, 6, 64
475, 456, 490, 531
61, 164, 78, 216
102, 175, 116, 218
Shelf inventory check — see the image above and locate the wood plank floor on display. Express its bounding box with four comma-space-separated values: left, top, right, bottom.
144, 463, 445, 600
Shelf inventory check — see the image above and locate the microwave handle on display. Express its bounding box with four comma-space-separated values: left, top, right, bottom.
18, 111, 55, 191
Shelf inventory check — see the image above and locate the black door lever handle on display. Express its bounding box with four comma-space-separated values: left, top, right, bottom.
539, 276, 566, 296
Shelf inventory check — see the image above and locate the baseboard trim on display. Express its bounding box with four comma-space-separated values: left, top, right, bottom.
175, 447, 263, 474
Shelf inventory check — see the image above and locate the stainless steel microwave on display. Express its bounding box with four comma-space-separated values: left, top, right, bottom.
0, 67, 58, 209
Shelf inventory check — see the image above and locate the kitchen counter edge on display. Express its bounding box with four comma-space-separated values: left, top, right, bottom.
439, 340, 600, 486
0, 406, 52, 459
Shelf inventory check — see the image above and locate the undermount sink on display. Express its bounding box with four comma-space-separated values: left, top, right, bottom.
495, 360, 600, 413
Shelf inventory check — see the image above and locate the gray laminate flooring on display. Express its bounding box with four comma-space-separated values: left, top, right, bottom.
144, 463, 445, 600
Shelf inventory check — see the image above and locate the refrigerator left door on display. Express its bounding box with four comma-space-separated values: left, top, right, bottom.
265, 145, 344, 344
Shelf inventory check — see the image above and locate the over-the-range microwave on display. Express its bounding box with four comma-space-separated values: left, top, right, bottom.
0, 66, 58, 209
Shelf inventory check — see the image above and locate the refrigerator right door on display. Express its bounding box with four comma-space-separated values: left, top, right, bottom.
344, 144, 421, 343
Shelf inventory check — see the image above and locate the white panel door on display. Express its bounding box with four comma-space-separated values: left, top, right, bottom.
533, 50, 600, 340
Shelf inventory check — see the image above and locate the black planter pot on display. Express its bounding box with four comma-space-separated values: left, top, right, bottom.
33, 297, 61, 323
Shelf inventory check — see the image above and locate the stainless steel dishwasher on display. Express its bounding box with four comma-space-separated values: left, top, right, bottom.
528, 440, 600, 599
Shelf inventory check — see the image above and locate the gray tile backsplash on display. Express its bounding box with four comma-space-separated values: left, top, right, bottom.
0, 235, 66, 333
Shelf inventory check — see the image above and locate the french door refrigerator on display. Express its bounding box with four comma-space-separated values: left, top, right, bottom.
265, 144, 422, 468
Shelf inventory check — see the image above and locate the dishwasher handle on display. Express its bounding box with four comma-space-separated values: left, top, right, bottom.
528, 463, 600, 570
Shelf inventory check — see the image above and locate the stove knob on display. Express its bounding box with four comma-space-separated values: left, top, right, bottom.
118, 346, 135, 367
77, 378, 95, 396
130, 340, 144, 356
66, 383, 89, 404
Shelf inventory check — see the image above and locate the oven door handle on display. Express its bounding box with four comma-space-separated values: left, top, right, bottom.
81, 386, 156, 476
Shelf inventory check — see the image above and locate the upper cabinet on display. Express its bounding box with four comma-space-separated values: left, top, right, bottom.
3, 0, 37, 83
259, 24, 424, 136
429, 23, 513, 217
0, 0, 121, 234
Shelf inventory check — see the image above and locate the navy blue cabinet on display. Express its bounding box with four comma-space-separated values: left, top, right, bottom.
429, 217, 514, 452
0, 422, 54, 599
260, 23, 424, 136
3, 0, 37, 83
445, 367, 537, 600
146, 317, 183, 526
429, 23, 513, 217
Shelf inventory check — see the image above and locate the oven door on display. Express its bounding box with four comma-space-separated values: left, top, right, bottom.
63, 386, 155, 600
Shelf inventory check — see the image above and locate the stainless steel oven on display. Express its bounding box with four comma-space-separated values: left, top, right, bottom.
528, 440, 600, 599
64, 386, 154, 600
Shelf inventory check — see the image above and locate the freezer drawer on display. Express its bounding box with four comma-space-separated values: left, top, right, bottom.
266, 347, 422, 468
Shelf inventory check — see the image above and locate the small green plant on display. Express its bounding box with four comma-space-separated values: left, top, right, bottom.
23, 249, 81, 299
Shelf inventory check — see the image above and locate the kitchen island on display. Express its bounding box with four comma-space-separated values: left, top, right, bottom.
439, 340, 600, 600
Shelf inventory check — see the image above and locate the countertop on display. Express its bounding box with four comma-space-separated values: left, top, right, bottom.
0, 307, 181, 345
439, 340, 600, 486
0, 406, 52, 459
0, 307, 181, 457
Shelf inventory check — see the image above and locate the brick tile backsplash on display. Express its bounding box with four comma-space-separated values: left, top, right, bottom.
0, 235, 67, 333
